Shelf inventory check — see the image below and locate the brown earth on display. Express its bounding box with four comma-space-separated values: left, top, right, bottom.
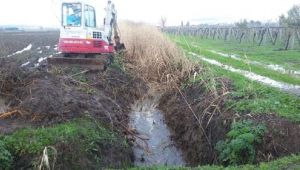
159, 79, 300, 166
0, 31, 59, 57
0, 57, 148, 168
159, 79, 233, 166
1, 30, 299, 169
0, 61, 147, 130
251, 114, 300, 162
0, 31, 151, 169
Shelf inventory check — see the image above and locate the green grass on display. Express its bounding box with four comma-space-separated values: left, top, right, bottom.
173, 35, 300, 71
173, 35, 300, 86
169, 35, 300, 121
0, 117, 131, 169
190, 58, 300, 121
2, 118, 113, 155
216, 120, 266, 165
129, 154, 300, 169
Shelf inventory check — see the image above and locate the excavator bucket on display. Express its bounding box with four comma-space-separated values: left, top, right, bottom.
114, 35, 126, 52
47, 55, 111, 71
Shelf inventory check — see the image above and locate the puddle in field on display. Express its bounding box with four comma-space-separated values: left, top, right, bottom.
0, 97, 28, 134
208, 50, 300, 76
266, 64, 300, 76
6, 44, 32, 58
54, 44, 58, 51
130, 95, 185, 166
189, 52, 300, 96
21, 61, 30, 67
208, 50, 242, 61
0, 98, 7, 113
34, 55, 52, 67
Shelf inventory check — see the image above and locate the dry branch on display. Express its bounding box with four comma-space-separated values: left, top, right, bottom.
0, 110, 21, 119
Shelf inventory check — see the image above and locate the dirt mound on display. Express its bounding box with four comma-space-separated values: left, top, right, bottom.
249, 114, 300, 162
0, 58, 148, 168
159, 80, 232, 166
0, 63, 147, 131
159, 80, 300, 166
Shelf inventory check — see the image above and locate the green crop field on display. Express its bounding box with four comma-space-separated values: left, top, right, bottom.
171, 35, 300, 86
169, 34, 300, 121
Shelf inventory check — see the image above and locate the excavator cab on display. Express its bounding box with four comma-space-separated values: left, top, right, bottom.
58, 1, 113, 54
48, 0, 122, 70
62, 3, 82, 27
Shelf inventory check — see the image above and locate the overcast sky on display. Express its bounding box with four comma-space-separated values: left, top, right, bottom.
0, 0, 299, 27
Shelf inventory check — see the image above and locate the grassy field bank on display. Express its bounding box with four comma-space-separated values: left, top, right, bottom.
172, 35, 300, 86
169, 35, 300, 121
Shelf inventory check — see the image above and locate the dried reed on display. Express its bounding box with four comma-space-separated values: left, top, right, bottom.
119, 22, 194, 90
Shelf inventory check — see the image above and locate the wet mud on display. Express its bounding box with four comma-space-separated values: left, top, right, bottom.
159, 81, 300, 166
130, 96, 185, 166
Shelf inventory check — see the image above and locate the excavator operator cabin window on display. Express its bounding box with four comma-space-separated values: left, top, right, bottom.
62, 3, 82, 27
84, 5, 96, 28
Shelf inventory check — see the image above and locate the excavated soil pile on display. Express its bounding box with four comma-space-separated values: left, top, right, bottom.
0, 59, 148, 168
0, 62, 147, 130
159, 79, 300, 166
159, 80, 233, 166
252, 114, 300, 162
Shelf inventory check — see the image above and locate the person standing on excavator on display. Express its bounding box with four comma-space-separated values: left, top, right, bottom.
104, 0, 116, 42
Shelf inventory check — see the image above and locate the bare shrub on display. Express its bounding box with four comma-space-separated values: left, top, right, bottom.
0, 59, 26, 95
119, 22, 194, 90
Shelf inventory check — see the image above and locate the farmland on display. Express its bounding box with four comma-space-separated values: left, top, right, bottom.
0, 23, 300, 170
166, 34, 300, 119
171, 34, 300, 85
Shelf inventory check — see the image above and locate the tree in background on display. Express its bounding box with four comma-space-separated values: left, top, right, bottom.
248, 20, 262, 27
234, 19, 248, 43
160, 16, 167, 28
279, 4, 300, 50
279, 4, 300, 27
235, 19, 263, 28
186, 21, 190, 27
235, 19, 248, 29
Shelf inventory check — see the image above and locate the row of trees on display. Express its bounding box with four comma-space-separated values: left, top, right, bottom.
234, 5, 300, 28
230, 5, 300, 50
160, 4, 300, 28
279, 5, 300, 27
162, 4, 300, 50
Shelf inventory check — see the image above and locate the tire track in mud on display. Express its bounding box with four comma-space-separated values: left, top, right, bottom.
5, 44, 33, 58
190, 43, 300, 77
189, 52, 300, 96
207, 49, 300, 76
18, 44, 59, 68
0, 97, 7, 113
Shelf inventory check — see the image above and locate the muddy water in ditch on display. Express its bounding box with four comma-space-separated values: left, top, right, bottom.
129, 95, 185, 166
0, 98, 7, 113
0, 98, 27, 134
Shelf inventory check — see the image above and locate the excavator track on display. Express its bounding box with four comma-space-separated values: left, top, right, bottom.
47, 54, 112, 71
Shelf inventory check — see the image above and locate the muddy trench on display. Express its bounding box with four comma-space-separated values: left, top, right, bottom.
0, 97, 7, 113
129, 93, 185, 166
0, 61, 299, 168
0, 30, 300, 168
158, 82, 300, 166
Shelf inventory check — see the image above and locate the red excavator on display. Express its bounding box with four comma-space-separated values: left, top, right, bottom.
48, 0, 124, 70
